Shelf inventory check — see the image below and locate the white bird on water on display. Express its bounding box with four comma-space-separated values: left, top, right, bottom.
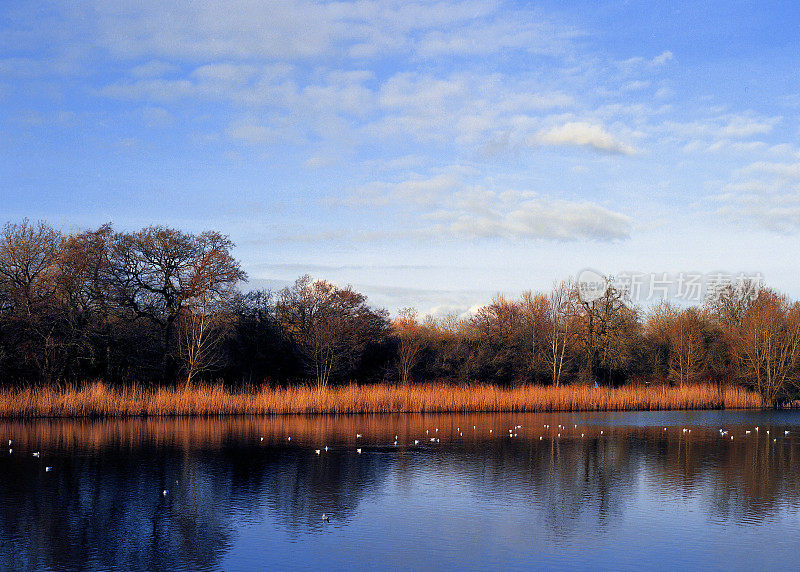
162, 490, 168, 496
32, 452, 39, 458
315, 449, 321, 455
357, 448, 362, 454
45, 467, 52, 472
322, 514, 329, 522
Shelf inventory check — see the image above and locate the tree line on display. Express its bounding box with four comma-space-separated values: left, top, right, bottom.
1, 220, 799, 406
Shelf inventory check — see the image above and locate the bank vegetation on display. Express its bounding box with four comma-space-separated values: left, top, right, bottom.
0, 219, 798, 414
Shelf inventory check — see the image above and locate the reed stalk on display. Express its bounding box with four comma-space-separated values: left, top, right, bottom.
0, 382, 765, 418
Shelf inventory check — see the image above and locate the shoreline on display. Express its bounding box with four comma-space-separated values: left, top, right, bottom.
0, 382, 767, 419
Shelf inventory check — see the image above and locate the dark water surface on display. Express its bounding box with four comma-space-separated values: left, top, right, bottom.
1, 410, 799, 571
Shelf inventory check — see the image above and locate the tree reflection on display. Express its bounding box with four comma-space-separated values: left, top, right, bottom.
0, 414, 798, 570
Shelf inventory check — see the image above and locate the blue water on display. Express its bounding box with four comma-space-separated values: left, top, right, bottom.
1, 410, 799, 570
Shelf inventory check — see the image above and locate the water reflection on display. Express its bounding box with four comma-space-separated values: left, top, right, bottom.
0, 412, 798, 570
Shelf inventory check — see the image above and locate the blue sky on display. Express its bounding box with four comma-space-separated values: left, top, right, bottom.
2, 1, 800, 315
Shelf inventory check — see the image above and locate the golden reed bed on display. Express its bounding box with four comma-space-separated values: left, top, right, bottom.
0, 382, 763, 418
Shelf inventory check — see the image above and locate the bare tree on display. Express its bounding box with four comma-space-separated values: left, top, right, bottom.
667, 307, 707, 387
0, 220, 62, 316
177, 292, 233, 385
575, 277, 638, 385
276, 276, 387, 387
0, 220, 64, 381
471, 294, 527, 385
733, 290, 800, 406
107, 227, 245, 382
544, 280, 576, 387
394, 308, 423, 386
520, 291, 550, 383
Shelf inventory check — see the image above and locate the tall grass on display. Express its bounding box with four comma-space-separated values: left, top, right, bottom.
0, 382, 763, 418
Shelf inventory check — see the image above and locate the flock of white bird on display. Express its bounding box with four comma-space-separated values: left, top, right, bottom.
6, 439, 52, 471
304, 422, 794, 523
4, 421, 793, 524
268, 423, 794, 462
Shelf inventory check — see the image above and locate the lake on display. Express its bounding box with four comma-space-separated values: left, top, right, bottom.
1, 410, 799, 571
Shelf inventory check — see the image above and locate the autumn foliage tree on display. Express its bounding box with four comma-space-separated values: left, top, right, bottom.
729, 290, 800, 406
394, 308, 424, 386
275, 275, 388, 386
4, 218, 800, 406
574, 279, 639, 386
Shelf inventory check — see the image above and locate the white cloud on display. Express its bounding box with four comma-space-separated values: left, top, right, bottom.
141, 106, 175, 127
341, 173, 460, 207
100, 78, 196, 101
190, 62, 258, 83
436, 193, 632, 241
416, 14, 581, 58
335, 172, 631, 241
740, 161, 800, 179
303, 155, 336, 169
616, 51, 674, 74
622, 80, 650, 91
130, 60, 179, 78
721, 116, 777, 138
666, 113, 780, 141
88, 0, 577, 62
684, 139, 768, 154
226, 122, 279, 144
651, 51, 674, 66
715, 161, 800, 232
532, 122, 637, 154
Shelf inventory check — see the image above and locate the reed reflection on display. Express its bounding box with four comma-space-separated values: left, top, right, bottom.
0, 413, 797, 571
